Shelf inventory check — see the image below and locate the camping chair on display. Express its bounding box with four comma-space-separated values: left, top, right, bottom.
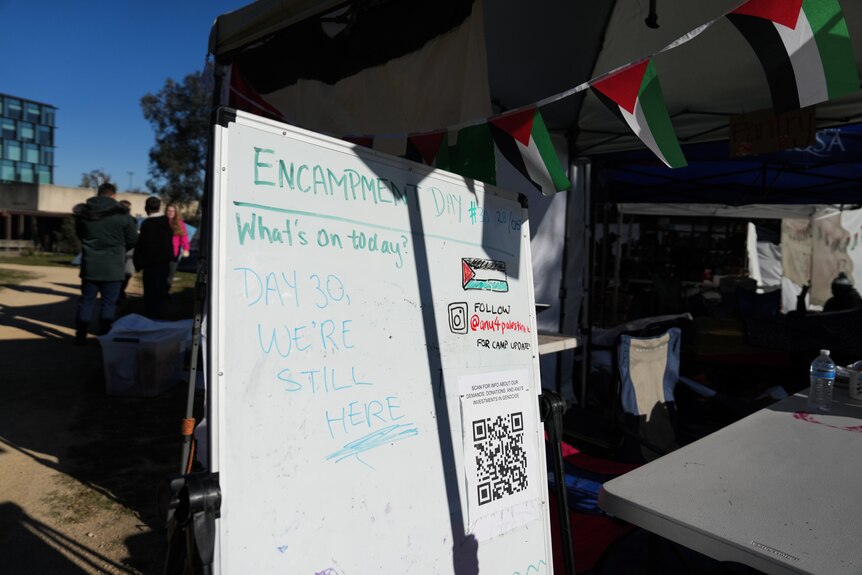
616, 327, 682, 461
566, 320, 735, 462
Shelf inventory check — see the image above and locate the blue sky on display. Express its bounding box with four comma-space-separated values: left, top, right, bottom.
0, 0, 248, 190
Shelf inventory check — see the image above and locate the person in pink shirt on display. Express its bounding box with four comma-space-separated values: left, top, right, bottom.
165, 203, 190, 292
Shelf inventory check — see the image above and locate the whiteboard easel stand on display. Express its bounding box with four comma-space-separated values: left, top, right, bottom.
205, 111, 554, 573
540, 389, 577, 575
158, 96, 230, 575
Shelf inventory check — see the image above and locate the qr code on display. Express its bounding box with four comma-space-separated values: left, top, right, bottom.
472, 412, 528, 506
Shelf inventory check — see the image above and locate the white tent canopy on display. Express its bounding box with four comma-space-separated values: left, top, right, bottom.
207, 0, 862, 395
209, 0, 862, 157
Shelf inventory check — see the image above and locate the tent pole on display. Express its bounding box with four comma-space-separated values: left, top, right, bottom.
579, 162, 595, 406
556, 161, 574, 395
599, 196, 610, 327
612, 208, 623, 324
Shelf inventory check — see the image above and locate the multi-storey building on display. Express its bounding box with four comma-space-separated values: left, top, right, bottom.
0, 93, 56, 185
0, 94, 149, 252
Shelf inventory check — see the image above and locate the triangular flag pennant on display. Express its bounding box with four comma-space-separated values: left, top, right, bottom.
489, 108, 571, 195
727, 0, 859, 113
347, 127, 496, 187
406, 132, 446, 165
229, 63, 285, 121
592, 59, 687, 169
434, 124, 497, 185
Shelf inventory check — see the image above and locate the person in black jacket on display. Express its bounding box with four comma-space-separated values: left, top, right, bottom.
823, 272, 862, 312
133, 196, 175, 318
73, 182, 138, 343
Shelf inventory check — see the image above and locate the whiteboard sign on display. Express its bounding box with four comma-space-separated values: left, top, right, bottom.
208, 109, 552, 574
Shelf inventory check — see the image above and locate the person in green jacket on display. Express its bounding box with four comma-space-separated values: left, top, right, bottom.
73, 182, 138, 344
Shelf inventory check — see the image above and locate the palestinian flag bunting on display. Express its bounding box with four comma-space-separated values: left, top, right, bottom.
488, 108, 571, 195
592, 59, 687, 169
350, 125, 497, 186
431, 124, 497, 185
727, 0, 859, 113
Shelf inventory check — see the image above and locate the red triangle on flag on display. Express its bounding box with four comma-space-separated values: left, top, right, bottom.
592, 60, 650, 115
489, 108, 535, 147
462, 259, 475, 287
229, 63, 284, 119
731, 0, 802, 29
409, 132, 445, 165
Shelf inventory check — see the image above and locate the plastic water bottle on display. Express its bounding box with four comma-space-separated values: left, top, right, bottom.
808, 349, 836, 412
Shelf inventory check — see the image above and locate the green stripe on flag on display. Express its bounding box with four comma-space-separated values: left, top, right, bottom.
803, 0, 859, 99
531, 111, 571, 192
639, 62, 687, 168
437, 124, 496, 185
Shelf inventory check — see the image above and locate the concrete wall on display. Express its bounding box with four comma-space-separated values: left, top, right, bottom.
0, 182, 196, 220
0, 183, 39, 211
36, 185, 151, 217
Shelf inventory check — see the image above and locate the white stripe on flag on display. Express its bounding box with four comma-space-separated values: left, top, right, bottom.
517, 136, 556, 195
776, 10, 827, 108
621, 102, 670, 168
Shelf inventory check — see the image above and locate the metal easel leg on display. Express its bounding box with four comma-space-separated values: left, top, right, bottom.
540, 390, 577, 575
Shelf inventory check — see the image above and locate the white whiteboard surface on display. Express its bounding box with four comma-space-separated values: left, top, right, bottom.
209, 109, 552, 574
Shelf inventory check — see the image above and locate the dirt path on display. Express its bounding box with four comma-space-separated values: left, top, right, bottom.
0, 263, 192, 574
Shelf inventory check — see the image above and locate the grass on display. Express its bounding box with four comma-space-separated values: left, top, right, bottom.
169, 270, 197, 292
0, 252, 199, 320
0, 268, 38, 288
0, 252, 77, 268
42, 476, 124, 525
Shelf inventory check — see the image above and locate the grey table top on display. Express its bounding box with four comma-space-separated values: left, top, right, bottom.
536, 331, 579, 355
599, 387, 862, 575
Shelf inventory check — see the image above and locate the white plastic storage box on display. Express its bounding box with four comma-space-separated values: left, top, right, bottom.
98, 314, 193, 397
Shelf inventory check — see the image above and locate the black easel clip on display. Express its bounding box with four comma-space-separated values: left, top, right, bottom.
160, 472, 221, 573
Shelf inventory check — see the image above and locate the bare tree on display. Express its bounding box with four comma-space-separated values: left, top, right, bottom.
80, 169, 113, 189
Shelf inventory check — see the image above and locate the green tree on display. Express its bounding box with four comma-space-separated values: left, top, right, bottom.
80, 169, 112, 189
53, 216, 81, 254
141, 71, 210, 205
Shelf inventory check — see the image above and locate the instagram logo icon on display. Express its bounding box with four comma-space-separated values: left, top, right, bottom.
448, 302, 468, 334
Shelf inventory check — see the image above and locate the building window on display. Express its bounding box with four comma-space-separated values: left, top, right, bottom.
0, 96, 3, 116
6, 98, 22, 120
42, 107, 55, 127
36, 165, 51, 184
24, 102, 40, 123
24, 143, 39, 164
40, 146, 54, 166
0, 160, 14, 181
4, 140, 21, 161
18, 122, 34, 141
19, 163, 34, 183
1, 119, 14, 139
36, 125, 52, 146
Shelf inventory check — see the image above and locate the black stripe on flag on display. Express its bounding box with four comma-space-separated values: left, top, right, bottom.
489, 123, 541, 195
591, 87, 628, 126
727, 13, 800, 113
404, 139, 425, 165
